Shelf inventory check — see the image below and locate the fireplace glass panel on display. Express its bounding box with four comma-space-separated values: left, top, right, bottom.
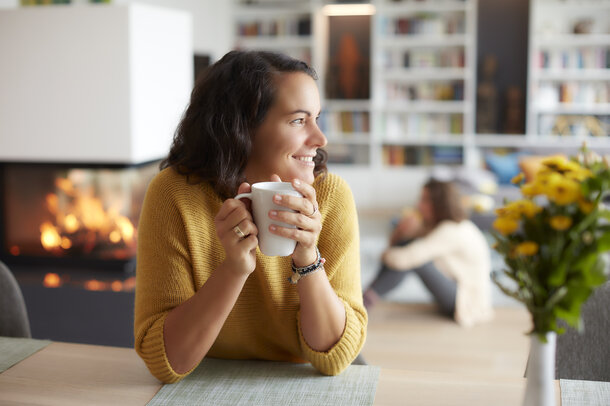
2, 162, 158, 265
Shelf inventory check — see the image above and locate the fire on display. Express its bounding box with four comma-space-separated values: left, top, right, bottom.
39, 172, 137, 258
40, 222, 62, 250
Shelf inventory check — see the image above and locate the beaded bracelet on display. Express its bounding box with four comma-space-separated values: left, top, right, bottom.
288, 247, 326, 285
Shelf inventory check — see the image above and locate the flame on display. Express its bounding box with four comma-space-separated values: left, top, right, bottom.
40, 222, 62, 250
39, 174, 137, 257
43, 273, 61, 288
10, 246, 20, 256
64, 214, 79, 234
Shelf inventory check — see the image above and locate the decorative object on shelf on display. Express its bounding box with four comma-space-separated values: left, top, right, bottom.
491, 144, 610, 406
476, 54, 499, 133
326, 14, 371, 100
527, 0, 610, 137
503, 85, 525, 134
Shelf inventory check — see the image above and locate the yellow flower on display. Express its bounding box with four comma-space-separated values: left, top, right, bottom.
578, 198, 595, 214
505, 199, 542, 219
546, 177, 581, 205
493, 217, 519, 235
541, 155, 571, 171
550, 215, 573, 231
511, 173, 525, 184
564, 167, 593, 182
515, 241, 539, 256
521, 182, 543, 197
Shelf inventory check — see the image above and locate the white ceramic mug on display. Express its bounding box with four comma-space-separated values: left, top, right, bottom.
234, 182, 302, 257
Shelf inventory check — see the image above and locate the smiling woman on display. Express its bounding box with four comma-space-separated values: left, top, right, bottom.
134, 51, 367, 384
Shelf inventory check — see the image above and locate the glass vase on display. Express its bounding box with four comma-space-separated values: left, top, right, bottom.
523, 331, 556, 406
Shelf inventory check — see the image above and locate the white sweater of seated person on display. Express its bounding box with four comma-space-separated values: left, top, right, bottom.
383, 219, 494, 327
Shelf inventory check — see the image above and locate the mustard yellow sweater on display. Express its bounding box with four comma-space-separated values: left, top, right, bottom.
134, 168, 367, 383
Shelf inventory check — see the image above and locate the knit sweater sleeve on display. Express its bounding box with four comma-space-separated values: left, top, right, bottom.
133, 169, 199, 383
297, 174, 368, 375
383, 221, 461, 271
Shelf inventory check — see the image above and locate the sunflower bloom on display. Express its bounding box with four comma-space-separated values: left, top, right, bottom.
515, 241, 539, 256
493, 217, 519, 235
550, 216, 572, 231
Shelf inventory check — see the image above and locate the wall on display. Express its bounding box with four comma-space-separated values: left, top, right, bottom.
120, 0, 233, 61
0, 0, 234, 61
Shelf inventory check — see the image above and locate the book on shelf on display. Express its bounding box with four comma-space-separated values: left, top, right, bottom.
384, 48, 465, 69
379, 12, 466, 36
538, 48, 610, 70
319, 111, 370, 134
384, 81, 464, 102
383, 113, 463, 138
236, 15, 311, 37
382, 145, 463, 166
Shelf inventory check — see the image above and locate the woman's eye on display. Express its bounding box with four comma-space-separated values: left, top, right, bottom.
291, 118, 305, 125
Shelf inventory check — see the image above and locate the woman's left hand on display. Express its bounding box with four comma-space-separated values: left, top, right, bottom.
267, 175, 321, 267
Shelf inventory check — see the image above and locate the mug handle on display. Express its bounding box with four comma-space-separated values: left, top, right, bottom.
234, 192, 252, 201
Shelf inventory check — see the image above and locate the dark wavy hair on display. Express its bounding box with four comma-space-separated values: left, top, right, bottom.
160, 50, 328, 199
425, 179, 467, 226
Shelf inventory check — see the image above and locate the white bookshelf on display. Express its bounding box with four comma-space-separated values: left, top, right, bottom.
233, 0, 315, 64
233, 0, 482, 208
527, 0, 610, 139
372, 0, 477, 167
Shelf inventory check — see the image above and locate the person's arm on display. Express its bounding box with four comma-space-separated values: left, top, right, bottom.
134, 177, 258, 383
270, 175, 366, 375
382, 221, 460, 271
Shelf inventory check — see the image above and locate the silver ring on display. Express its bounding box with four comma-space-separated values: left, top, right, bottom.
309, 206, 318, 217
233, 226, 246, 239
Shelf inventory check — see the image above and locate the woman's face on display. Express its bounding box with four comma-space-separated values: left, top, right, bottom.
418, 187, 435, 225
245, 72, 327, 185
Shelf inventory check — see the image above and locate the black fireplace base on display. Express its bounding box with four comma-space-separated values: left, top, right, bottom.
14, 266, 136, 348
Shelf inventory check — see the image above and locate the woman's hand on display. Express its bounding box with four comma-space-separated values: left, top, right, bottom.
214, 182, 259, 276
267, 175, 321, 267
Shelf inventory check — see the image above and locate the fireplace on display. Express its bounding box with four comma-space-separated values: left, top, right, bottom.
0, 161, 158, 272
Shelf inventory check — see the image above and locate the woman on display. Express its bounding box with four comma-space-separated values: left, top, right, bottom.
363, 179, 493, 327
134, 51, 367, 383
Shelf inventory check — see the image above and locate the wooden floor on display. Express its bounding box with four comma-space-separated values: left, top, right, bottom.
361, 302, 532, 378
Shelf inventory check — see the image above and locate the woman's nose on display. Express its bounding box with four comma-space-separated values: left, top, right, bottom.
309, 122, 327, 148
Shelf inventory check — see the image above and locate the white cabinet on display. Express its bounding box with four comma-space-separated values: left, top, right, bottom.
527, 0, 610, 141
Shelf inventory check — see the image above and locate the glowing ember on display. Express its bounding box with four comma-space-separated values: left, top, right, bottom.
43, 273, 61, 288
10, 246, 20, 256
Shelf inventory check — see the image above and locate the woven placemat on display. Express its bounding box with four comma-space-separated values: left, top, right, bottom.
0, 336, 51, 373
560, 379, 610, 406
148, 358, 380, 406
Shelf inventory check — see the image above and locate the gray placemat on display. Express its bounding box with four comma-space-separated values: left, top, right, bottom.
0, 336, 51, 373
560, 379, 610, 406
148, 358, 380, 406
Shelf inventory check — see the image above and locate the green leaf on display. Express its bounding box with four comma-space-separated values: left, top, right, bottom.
597, 232, 610, 253
548, 262, 568, 286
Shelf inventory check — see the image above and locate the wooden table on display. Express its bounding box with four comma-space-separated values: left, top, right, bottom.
0, 341, 559, 405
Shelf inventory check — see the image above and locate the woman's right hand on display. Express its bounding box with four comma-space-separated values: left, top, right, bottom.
214, 182, 259, 277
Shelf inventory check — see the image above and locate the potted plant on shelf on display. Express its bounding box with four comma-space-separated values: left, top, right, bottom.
491, 145, 610, 406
